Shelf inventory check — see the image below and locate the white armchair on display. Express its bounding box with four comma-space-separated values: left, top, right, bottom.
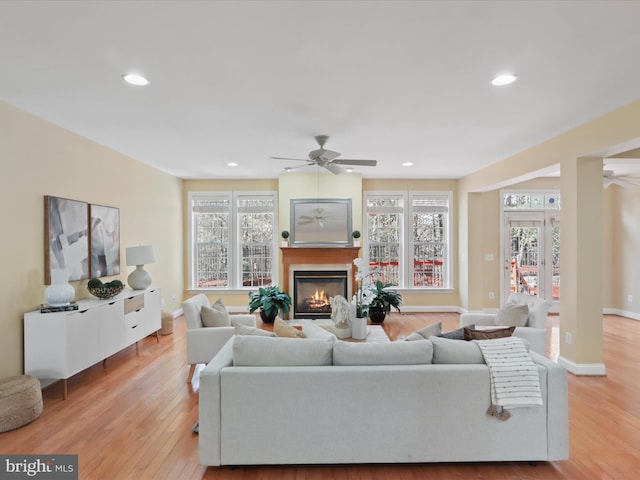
182, 294, 256, 383
460, 292, 552, 356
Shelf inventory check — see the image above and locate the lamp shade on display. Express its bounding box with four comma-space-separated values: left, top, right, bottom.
125, 245, 156, 266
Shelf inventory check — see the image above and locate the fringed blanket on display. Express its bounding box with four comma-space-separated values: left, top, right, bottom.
475, 336, 543, 421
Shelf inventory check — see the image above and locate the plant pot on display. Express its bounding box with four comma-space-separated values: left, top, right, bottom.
259, 309, 278, 324
368, 307, 386, 324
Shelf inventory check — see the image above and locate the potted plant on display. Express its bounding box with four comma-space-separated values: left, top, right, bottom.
367, 281, 402, 323
281, 230, 290, 247
248, 285, 292, 323
352, 230, 361, 246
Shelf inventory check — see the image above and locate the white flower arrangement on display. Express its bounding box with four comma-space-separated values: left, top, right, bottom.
352, 258, 375, 318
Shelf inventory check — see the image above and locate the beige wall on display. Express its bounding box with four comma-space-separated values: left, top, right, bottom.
0, 102, 183, 378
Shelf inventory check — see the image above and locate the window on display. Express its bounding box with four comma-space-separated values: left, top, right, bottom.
189, 191, 277, 290
365, 191, 452, 289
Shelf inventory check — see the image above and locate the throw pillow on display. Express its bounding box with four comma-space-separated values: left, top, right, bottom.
234, 323, 276, 337
429, 335, 485, 364
301, 320, 337, 341
405, 321, 442, 341
438, 324, 474, 340
463, 326, 516, 341
200, 299, 231, 327
333, 339, 433, 365
495, 303, 529, 327
274, 317, 305, 338
232, 336, 333, 366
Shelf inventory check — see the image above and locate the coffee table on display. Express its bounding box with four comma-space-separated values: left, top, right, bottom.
286, 319, 390, 343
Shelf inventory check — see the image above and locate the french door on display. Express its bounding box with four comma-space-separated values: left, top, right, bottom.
503, 212, 560, 312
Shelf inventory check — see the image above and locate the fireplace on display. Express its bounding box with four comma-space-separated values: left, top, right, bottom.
293, 270, 349, 319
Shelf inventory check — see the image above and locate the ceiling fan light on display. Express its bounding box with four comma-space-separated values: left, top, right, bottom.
491, 74, 517, 86
123, 73, 149, 86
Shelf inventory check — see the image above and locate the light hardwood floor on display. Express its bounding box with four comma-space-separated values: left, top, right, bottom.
1, 312, 639, 479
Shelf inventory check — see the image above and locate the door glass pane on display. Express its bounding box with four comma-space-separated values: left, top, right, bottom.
551, 226, 560, 301
509, 226, 540, 295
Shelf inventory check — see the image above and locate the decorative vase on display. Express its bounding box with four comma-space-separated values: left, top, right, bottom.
351, 317, 367, 340
353, 240, 360, 247
368, 306, 386, 324
45, 268, 75, 306
259, 309, 278, 324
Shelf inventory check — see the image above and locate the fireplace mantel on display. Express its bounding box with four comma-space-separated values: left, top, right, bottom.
281, 247, 361, 306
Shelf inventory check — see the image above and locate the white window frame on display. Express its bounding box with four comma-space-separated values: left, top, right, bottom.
188, 191, 278, 292
364, 190, 452, 290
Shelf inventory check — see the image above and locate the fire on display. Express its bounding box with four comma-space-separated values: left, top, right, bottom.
305, 289, 330, 310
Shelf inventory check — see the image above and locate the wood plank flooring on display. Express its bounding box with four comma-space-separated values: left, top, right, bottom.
1, 312, 639, 479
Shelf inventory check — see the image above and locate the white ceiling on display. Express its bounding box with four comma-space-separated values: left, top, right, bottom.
2, 0, 640, 180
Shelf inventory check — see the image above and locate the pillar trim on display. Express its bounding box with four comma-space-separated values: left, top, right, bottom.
558, 356, 606, 376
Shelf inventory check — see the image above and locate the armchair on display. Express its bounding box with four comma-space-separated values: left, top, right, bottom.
460, 292, 551, 356
182, 294, 256, 383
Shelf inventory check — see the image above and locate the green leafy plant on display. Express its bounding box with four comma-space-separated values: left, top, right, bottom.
368, 281, 402, 314
352, 230, 361, 239
248, 285, 292, 319
281, 230, 290, 240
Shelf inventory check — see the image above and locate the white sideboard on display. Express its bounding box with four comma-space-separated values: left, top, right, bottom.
24, 287, 161, 399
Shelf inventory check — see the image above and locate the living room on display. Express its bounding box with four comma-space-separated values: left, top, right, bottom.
2, 1, 640, 478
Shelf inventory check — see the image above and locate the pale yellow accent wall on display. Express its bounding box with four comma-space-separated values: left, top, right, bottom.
612, 185, 640, 313
0, 102, 183, 378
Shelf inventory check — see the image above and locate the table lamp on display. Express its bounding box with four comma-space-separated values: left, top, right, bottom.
126, 245, 156, 290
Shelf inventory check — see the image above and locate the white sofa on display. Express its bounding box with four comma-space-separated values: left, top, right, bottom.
182, 294, 256, 383
460, 293, 552, 355
199, 335, 568, 466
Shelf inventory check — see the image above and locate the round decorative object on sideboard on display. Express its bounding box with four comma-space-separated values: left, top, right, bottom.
368, 306, 386, 324
44, 269, 75, 307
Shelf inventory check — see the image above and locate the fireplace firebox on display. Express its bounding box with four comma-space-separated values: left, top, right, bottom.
293, 270, 349, 319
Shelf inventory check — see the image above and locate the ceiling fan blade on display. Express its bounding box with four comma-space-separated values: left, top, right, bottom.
270, 156, 313, 162
309, 149, 341, 162
332, 159, 377, 167
324, 162, 346, 175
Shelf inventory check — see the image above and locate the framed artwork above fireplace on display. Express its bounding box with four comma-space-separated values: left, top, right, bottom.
290, 198, 352, 246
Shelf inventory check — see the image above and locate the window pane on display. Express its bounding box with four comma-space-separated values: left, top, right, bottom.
194, 206, 229, 287
412, 212, 446, 287
240, 208, 273, 287
367, 211, 400, 286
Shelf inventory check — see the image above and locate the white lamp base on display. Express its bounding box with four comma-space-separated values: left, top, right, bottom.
127, 265, 152, 290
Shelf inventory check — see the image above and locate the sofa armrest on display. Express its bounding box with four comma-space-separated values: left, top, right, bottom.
230, 314, 257, 327
186, 327, 235, 364
199, 337, 235, 467
530, 351, 569, 460
460, 313, 496, 327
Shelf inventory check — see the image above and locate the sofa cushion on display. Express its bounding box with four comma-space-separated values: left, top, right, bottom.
463, 326, 516, 341
405, 321, 442, 341
301, 321, 337, 341
274, 317, 305, 338
232, 336, 333, 366
438, 324, 474, 340
333, 339, 433, 365
429, 336, 484, 364
234, 323, 276, 337
496, 303, 529, 327
200, 299, 231, 327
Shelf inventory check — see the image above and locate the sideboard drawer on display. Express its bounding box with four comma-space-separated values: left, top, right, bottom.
124, 294, 144, 314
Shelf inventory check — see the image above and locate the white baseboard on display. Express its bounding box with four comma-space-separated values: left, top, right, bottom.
603, 308, 640, 321
558, 356, 606, 376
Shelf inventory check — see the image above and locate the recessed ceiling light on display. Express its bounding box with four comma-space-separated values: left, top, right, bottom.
402, 162, 414, 167
491, 74, 517, 86
345, 167, 354, 173
227, 162, 239, 167
122, 73, 149, 86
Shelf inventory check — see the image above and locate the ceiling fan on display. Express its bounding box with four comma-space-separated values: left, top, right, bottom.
270, 135, 377, 174
603, 168, 638, 188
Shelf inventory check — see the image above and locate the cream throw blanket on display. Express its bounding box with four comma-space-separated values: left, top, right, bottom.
475, 336, 543, 421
